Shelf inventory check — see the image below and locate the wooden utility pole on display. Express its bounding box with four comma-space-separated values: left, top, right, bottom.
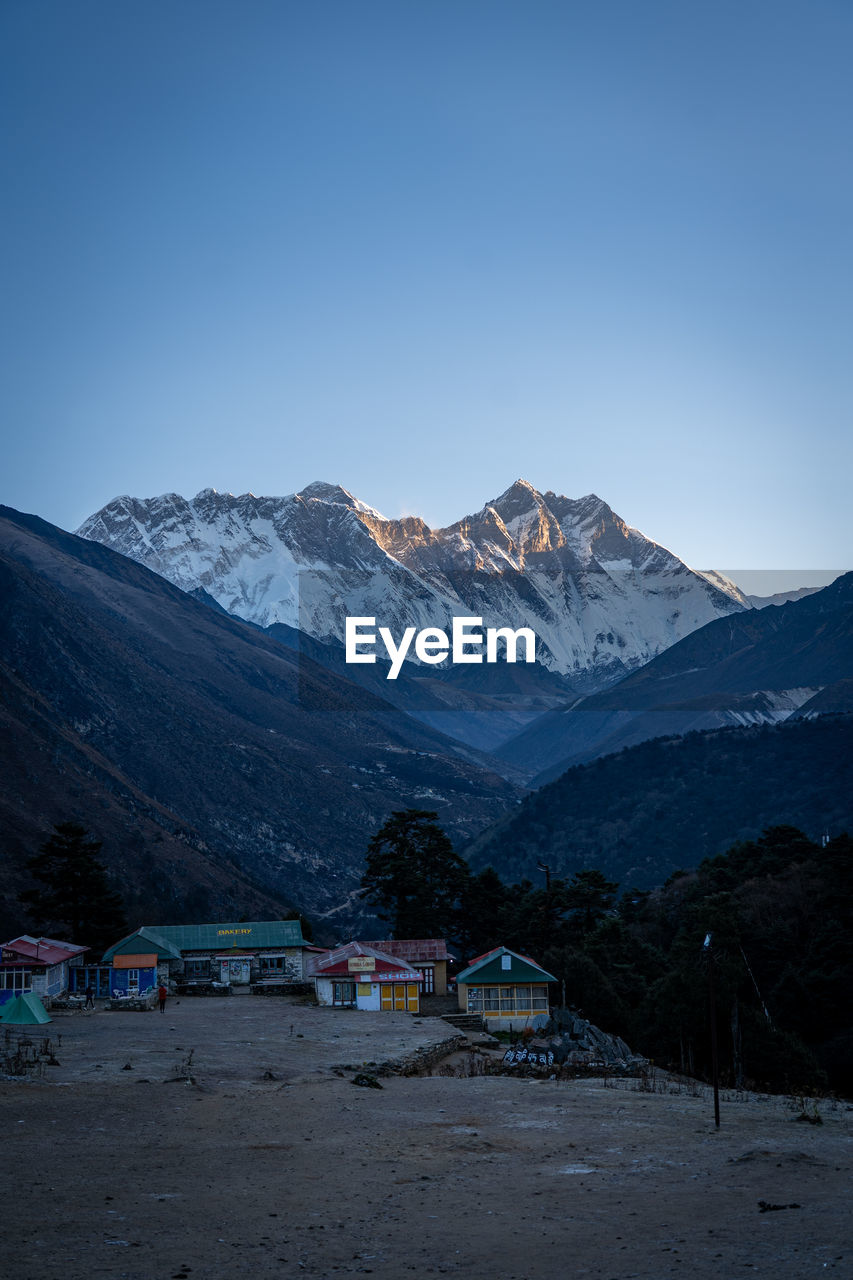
704, 932, 721, 1129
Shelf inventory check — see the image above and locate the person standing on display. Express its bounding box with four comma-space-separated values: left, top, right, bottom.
84, 984, 95, 1010
158, 983, 167, 1013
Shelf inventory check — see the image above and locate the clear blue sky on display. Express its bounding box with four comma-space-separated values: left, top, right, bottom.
2, 0, 850, 581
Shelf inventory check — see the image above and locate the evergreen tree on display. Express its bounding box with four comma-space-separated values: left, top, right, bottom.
360, 810, 470, 939
457, 866, 510, 957
19, 822, 128, 953
564, 869, 619, 932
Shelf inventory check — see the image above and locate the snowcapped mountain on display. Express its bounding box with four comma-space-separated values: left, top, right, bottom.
76, 479, 746, 687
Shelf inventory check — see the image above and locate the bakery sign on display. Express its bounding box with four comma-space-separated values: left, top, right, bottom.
348, 956, 376, 972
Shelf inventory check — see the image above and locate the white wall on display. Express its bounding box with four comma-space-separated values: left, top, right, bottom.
356, 983, 381, 1011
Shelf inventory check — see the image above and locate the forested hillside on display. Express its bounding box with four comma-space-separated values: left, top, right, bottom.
458, 826, 853, 1093
466, 714, 853, 889
540, 827, 853, 1094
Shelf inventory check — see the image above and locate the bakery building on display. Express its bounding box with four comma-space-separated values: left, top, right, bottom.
99, 919, 310, 992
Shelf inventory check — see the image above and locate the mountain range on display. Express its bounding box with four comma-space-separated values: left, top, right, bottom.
3, 483, 850, 939
0, 505, 519, 939
77, 480, 746, 692
498, 570, 853, 783
77, 481, 851, 781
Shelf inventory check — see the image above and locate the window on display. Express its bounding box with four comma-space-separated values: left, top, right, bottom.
418, 965, 435, 994
501, 954, 511, 970
259, 956, 286, 975
332, 981, 356, 1006
72, 966, 111, 994
0, 969, 31, 993
126, 969, 139, 991
468, 982, 549, 1015
185, 959, 211, 981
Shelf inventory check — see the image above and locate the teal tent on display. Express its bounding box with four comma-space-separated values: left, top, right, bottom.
0, 992, 52, 1024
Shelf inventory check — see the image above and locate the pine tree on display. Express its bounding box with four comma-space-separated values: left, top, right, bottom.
360, 809, 471, 940
19, 822, 129, 953
457, 866, 510, 956
564, 869, 619, 932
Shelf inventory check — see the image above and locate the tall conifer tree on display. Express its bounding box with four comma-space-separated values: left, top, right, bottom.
19, 822, 128, 952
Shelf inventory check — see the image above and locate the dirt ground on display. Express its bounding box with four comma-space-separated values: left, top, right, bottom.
1, 995, 851, 1280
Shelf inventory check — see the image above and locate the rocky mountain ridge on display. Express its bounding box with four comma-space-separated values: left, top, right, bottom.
77, 479, 746, 692
498, 571, 853, 783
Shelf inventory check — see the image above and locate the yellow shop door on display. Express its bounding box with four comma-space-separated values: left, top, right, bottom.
380, 983, 419, 1012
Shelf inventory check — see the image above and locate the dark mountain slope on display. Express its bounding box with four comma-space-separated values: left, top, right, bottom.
261, 619, 574, 758
0, 507, 519, 937
465, 713, 853, 891
498, 572, 853, 783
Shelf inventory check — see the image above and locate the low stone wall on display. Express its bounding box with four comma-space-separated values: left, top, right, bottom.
333, 1033, 469, 1079
250, 982, 314, 998
175, 983, 233, 997
48, 996, 87, 1012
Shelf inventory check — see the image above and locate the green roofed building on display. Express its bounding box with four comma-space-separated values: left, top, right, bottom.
455, 946, 557, 1031
82, 920, 310, 997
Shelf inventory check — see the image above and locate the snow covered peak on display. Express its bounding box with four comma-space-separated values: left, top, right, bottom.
77, 480, 747, 680
490, 477, 543, 512
297, 482, 387, 520
298, 481, 358, 508
695, 570, 752, 608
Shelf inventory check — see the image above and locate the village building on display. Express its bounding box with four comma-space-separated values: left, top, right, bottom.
455, 946, 557, 1031
308, 941, 423, 1012
71, 956, 115, 999
361, 938, 453, 995
97, 920, 309, 994
0, 936, 89, 1007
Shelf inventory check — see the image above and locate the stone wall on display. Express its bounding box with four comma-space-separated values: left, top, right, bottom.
333, 1033, 469, 1078
250, 982, 314, 998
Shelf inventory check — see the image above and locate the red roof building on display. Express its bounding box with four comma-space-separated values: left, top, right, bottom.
0, 935, 89, 1007
360, 938, 453, 995
308, 941, 423, 1012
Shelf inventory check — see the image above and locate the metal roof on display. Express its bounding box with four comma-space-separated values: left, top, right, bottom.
102, 919, 306, 961
1, 935, 89, 966
307, 941, 420, 980
455, 946, 557, 986
102, 927, 183, 962
361, 939, 453, 962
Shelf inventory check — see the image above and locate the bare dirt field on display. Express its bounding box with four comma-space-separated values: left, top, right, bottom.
1, 995, 851, 1280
